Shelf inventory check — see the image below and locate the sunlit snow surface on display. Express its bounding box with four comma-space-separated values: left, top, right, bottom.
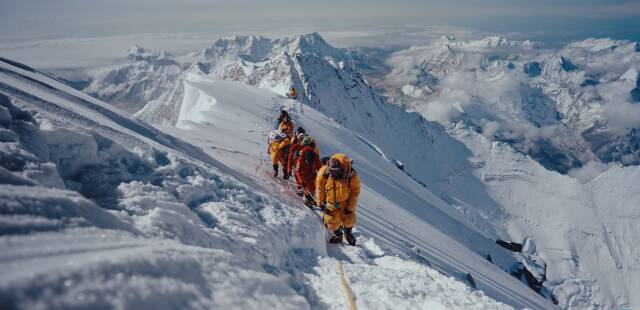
3, 31, 640, 310
0, 56, 536, 308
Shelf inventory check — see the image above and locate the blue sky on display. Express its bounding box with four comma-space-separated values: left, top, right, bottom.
1, 0, 639, 43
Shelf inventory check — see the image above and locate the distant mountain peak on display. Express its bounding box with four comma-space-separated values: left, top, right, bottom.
544, 55, 576, 72
126, 45, 175, 65
620, 68, 639, 83
297, 32, 325, 42
126, 44, 146, 57
289, 32, 339, 56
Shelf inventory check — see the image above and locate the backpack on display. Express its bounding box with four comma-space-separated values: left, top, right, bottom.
282, 143, 291, 155
268, 130, 282, 144
324, 168, 357, 205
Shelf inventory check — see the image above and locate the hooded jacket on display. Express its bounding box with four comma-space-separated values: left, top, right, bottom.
278, 119, 294, 138
269, 137, 291, 165
316, 153, 360, 212
295, 146, 322, 181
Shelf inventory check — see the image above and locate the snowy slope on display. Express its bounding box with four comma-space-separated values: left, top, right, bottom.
135, 34, 640, 309
64, 35, 496, 202
446, 122, 640, 309
74, 34, 517, 256
361, 36, 640, 308
158, 73, 554, 308
47, 32, 640, 308
81, 46, 184, 114
0, 57, 543, 308
130, 34, 518, 245
0, 56, 323, 309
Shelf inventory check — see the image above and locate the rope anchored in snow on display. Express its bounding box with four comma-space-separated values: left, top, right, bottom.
338, 261, 357, 310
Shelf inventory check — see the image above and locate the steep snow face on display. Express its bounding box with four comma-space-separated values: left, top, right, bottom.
81, 46, 184, 114
0, 58, 323, 309
348, 36, 640, 309
378, 36, 640, 173
182, 33, 352, 99
0, 58, 532, 309
46, 32, 640, 308
73, 34, 475, 209
160, 74, 553, 309
136, 34, 509, 234
447, 122, 640, 310
164, 33, 640, 309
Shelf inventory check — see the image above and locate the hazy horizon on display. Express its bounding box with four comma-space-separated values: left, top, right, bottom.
1, 0, 640, 44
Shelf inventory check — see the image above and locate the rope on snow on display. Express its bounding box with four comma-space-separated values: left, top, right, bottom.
338, 261, 357, 310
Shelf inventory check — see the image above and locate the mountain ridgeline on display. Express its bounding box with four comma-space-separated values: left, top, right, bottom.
74, 34, 640, 175
47, 33, 640, 309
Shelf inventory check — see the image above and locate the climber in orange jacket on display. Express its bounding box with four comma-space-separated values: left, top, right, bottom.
316, 153, 360, 245
287, 131, 307, 193
268, 131, 291, 179
288, 87, 298, 100
277, 110, 294, 138
287, 128, 320, 174
294, 137, 322, 206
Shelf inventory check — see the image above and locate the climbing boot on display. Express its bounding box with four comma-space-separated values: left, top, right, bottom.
329, 229, 343, 244
272, 164, 278, 177
303, 194, 316, 208
344, 227, 356, 246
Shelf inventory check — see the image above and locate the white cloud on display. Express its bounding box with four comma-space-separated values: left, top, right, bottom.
567, 160, 618, 183
602, 101, 640, 135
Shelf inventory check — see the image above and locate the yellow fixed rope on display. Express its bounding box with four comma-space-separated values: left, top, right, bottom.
338, 261, 357, 310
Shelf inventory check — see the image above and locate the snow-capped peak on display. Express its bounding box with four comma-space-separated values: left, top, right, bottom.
126, 44, 146, 58
295, 32, 327, 45
544, 55, 576, 72
290, 32, 331, 53
620, 68, 639, 84
195, 33, 349, 67
565, 37, 623, 53
126, 45, 175, 65
622, 68, 640, 101
454, 36, 535, 50
477, 36, 511, 47
201, 34, 274, 62
287, 32, 351, 68
521, 40, 538, 49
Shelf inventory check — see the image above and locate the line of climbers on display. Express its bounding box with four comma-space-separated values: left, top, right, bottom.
272, 98, 557, 302
268, 109, 360, 246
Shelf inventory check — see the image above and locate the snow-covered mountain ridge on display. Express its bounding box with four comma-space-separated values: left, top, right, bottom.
85, 33, 487, 218
81, 45, 184, 115
24, 32, 640, 309
0, 53, 551, 308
